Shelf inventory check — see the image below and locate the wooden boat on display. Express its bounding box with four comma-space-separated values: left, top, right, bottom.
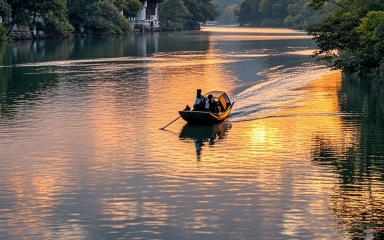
178, 91, 234, 125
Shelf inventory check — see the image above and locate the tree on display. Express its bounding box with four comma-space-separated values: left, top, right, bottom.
307, 0, 351, 13
123, 0, 142, 18
0, 0, 11, 18
306, 11, 361, 71
284, 0, 321, 29
6, 0, 35, 33
159, 0, 191, 31
306, 0, 384, 74
212, 0, 242, 24
4, 0, 73, 38
43, 13, 74, 38
42, 0, 74, 38
237, 0, 264, 26
68, 0, 132, 35
183, 0, 219, 29
357, 11, 384, 42
222, 4, 239, 25
110, 0, 142, 18
0, 0, 11, 40
356, 11, 384, 75
237, 0, 296, 27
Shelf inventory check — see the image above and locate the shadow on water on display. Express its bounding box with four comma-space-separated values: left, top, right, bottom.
179, 121, 232, 158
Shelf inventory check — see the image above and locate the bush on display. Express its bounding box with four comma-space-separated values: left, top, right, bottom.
162, 21, 183, 31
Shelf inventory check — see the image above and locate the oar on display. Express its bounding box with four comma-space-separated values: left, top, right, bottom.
159, 116, 181, 130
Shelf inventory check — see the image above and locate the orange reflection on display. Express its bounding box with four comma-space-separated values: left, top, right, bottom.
154, 71, 361, 235
6, 155, 86, 237
235, 72, 346, 159
147, 33, 236, 117
229, 72, 364, 236
201, 26, 311, 41
201, 26, 308, 34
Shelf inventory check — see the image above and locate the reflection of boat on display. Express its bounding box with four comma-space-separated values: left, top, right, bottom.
178, 91, 234, 125
180, 123, 226, 140
179, 121, 231, 155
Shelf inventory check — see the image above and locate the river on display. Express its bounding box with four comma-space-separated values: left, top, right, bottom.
1, 26, 384, 239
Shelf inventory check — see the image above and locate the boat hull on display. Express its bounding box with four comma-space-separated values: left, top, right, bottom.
179, 102, 234, 125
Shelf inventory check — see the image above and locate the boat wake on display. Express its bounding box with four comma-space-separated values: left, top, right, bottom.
229, 64, 337, 122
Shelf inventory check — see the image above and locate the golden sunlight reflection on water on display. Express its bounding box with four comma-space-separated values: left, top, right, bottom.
201, 26, 307, 34
141, 71, 348, 238
1, 27, 376, 239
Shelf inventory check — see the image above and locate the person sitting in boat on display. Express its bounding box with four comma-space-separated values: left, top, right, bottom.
207, 94, 219, 113
193, 89, 206, 111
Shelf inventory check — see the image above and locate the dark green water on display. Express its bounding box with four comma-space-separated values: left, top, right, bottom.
1, 26, 384, 239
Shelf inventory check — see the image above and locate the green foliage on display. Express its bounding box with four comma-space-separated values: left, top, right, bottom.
43, 10, 74, 38
284, 0, 321, 29
159, 0, 191, 31
0, 0, 11, 17
212, 0, 243, 12
307, 0, 329, 12
306, 0, 384, 75
237, 0, 308, 27
183, 0, 219, 29
2, 0, 140, 38
357, 11, 384, 42
68, 0, 131, 35
356, 11, 384, 75
4, 0, 73, 38
123, 0, 142, 18
0, 23, 7, 41
307, 12, 361, 71
221, 4, 240, 25
237, 0, 264, 26
40, 0, 73, 38
111, 0, 142, 18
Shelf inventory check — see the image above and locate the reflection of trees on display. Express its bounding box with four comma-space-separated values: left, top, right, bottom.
311, 75, 384, 239
4, 39, 74, 64
0, 67, 59, 118
157, 31, 211, 52
1, 32, 182, 119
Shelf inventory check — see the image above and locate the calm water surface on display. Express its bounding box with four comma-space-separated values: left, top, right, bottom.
1, 26, 384, 239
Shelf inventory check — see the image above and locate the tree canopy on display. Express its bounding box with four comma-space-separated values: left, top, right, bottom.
0, 0, 11, 17
212, 0, 242, 24
183, 0, 219, 29
68, 0, 132, 35
1, 0, 143, 38
236, 0, 322, 28
159, 0, 191, 31
221, 4, 240, 25
159, 0, 218, 30
306, 0, 384, 75
1, 0, 220, 38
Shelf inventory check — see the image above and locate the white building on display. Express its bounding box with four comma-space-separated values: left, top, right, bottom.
133, 0, 164, 32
